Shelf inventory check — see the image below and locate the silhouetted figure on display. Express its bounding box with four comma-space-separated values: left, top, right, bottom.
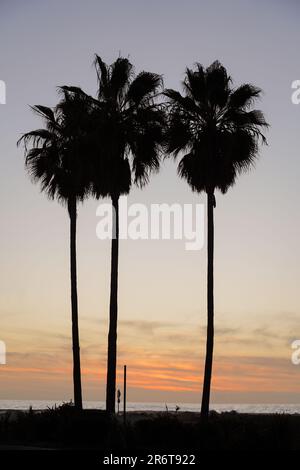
117, 389, 121, 415
164, 61, 268, 419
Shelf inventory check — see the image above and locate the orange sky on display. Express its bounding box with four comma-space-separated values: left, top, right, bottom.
2, 313, 300, 404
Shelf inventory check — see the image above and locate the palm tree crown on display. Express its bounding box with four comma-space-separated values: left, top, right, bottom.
62, 54, 165, 197
164, 60, 268, 194
18, 94, 92, 204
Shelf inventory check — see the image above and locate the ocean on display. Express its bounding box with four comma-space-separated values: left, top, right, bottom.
0, 400, 300, 414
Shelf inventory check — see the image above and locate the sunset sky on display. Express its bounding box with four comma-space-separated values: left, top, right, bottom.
1, 0, 300, 405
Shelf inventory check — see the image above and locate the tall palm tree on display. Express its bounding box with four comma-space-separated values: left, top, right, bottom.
164, 61, 268, 418
62, 55, 165, 413
18, 92, 92, 410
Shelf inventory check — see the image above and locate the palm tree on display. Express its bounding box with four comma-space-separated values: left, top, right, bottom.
62, 55, 165, 413
18, 92, 92, 410
164, 61, 268, 418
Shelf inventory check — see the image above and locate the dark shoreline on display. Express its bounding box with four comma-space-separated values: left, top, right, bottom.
1, 408, 300, 451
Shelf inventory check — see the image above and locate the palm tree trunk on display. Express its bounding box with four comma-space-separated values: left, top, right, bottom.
201, 191, 215, 419
106, 195, 120, 413
68, 197, 83, 410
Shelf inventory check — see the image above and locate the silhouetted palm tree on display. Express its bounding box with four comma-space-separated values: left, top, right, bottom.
62, 55, 165, 413
164, 61, 268, 418
18, 92, 92, 410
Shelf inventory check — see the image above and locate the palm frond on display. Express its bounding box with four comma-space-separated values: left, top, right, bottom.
183, 65, 206, 104
128, 72, 162, 105
110, 57, 133, 101
228, 84, 262, 109
17, 129, 54, 149
30, 105, 55, 123
94, 54, 109, 99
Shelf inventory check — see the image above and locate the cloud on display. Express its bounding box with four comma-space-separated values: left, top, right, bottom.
2, 311, 300, 401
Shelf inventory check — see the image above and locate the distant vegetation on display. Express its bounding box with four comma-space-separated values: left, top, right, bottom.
0, 408, 297, 451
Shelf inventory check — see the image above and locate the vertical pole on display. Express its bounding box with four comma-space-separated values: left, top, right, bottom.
123, 365, 127, 425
